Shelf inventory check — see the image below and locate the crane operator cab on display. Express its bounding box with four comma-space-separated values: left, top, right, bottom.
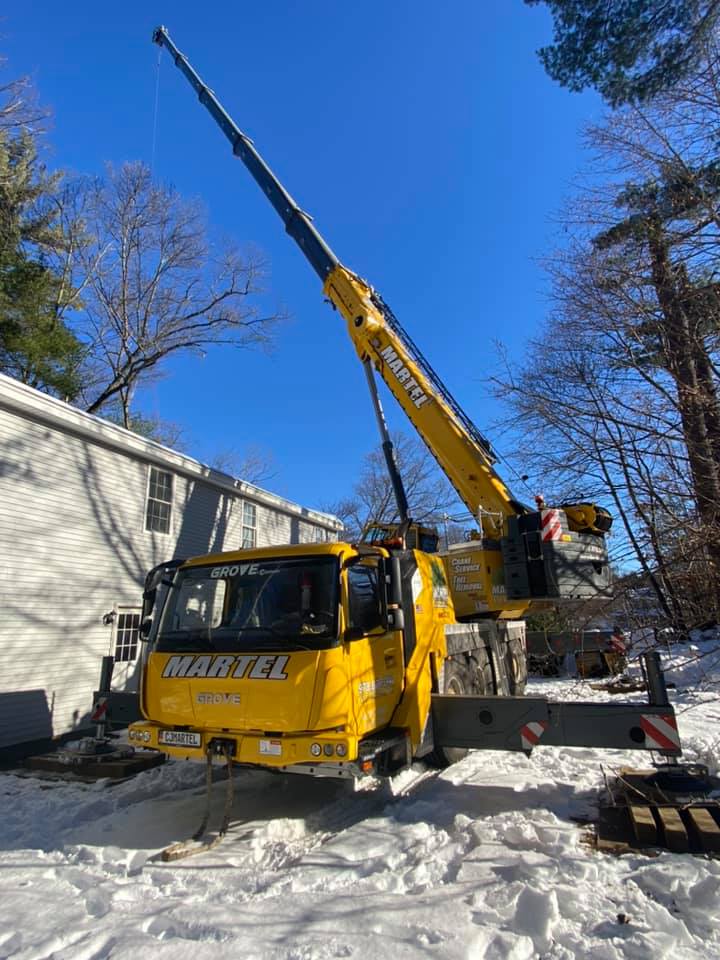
363, 521, 440, 553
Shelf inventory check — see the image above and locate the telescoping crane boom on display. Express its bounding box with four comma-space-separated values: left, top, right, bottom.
151, 25, 610, 619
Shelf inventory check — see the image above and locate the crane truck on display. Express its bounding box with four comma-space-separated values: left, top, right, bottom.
123, 27, 682, 857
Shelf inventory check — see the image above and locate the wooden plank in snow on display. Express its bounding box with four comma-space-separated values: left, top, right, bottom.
686, 807, 720, 853
629, 805, 658, 846
656, 806, 689, 853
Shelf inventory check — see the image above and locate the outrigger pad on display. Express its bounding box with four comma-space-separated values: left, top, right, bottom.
24, 747, 165, 781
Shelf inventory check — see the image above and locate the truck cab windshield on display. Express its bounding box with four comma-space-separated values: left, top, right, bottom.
155, 556, 339, 653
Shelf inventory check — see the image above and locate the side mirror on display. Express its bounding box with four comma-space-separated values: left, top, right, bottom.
382, 555, 405, 633
142, 558, 184, 618
140, 617, 153, 640
387, 607, 405, 631
141, 588, 156, 622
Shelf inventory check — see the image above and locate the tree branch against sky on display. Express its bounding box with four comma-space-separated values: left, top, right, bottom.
0, 58, 46, 134
328, 432, 462, 543
525, 0, 720, 105
209, 444, 277, 486
65, 162, 285, 427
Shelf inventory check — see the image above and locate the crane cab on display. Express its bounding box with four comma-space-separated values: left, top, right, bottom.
362, 521, 440, 553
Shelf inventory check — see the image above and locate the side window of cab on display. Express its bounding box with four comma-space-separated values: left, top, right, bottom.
347, 565, 383, 635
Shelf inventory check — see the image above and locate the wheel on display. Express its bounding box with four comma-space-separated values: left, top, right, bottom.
426, 652, 492, 769
426, 660, 470, 768
505, 636, 528, 695
469, 647, 494, 696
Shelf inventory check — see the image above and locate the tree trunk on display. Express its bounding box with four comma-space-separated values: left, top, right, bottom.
646, 217, 720, 586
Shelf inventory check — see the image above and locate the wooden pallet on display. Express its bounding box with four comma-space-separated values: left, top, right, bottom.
594, 765, 720, 855
596, 802, 720, 855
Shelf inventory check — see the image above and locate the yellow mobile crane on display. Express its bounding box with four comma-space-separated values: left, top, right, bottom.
148, 27, 610, 622
124, 28, 680, 858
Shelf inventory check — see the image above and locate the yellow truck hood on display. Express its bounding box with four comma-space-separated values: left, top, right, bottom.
142, 650, 322, 732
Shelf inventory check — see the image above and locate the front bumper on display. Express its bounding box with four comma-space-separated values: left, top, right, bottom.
128, 721, 357, 769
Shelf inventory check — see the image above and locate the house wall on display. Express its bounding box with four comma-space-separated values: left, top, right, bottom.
0, 376, 341, 750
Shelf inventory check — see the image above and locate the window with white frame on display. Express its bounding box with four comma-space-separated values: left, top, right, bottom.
114, 610, 142, 662
242, 501, 257, 548
146, 466, 173, 534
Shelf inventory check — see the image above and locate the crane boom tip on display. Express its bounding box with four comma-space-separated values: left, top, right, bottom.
152, 25, 167, 45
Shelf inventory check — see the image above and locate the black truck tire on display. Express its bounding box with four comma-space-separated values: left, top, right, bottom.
426, 649, 492, 768
470, 646, 494, 696
505, 636, 528, 695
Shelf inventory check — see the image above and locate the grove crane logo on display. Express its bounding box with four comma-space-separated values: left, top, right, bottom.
210, 563, 264, 578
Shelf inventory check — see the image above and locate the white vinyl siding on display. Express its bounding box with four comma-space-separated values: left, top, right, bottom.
0, 374, 341, 749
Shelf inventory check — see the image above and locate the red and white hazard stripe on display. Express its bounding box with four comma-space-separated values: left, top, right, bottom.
541, 509, 563, 542
520, 720, 548, 751
640, 714, 681, 752
91, 697, 108, 723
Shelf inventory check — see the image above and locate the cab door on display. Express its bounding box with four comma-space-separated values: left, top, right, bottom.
344, 560, 404, 735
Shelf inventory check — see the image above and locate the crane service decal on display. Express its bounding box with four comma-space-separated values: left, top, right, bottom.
430, 560, 450, 606
377, 345, 430, 409
161, 654, 289, 680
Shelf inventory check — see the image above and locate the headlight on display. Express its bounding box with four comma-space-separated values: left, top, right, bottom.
310, 743, 322, 757
336, 743, 347, 757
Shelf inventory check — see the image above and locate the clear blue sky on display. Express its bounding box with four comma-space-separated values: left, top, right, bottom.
6, 2, 600, 513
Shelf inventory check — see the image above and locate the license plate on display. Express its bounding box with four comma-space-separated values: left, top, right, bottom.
159, 730, 202, 748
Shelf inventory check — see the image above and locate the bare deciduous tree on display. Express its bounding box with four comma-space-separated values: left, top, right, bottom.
0, 62, 45, 134
328, 432, 463, 543
63, 162, 285, 426
209, 444, 277, 486
494, 39, 720, 631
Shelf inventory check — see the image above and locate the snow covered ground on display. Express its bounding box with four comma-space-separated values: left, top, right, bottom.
2, 637, 719, 960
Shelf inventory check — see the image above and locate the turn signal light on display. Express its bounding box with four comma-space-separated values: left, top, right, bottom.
129, 728, 151, 743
